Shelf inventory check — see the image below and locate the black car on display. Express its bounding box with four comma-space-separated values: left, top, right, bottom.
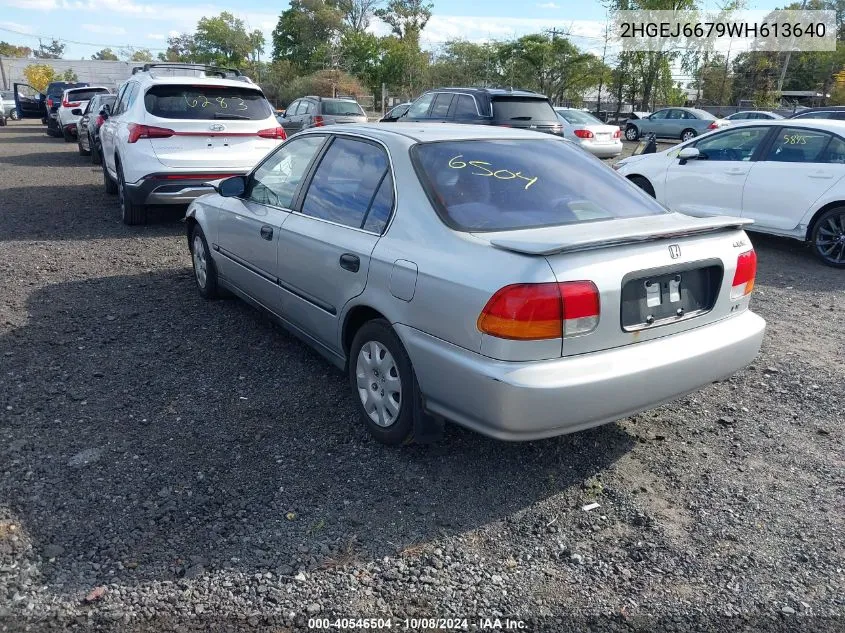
76, 93, 116, 164
399, 87, 562, 135
44, 81, 89, 136
788, 106, 845, 121
380, 101, 411, 122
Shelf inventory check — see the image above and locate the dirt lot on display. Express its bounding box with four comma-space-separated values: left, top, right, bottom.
0, 121, 842, 632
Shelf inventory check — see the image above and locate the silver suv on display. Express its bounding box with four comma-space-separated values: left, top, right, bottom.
278, 96, 367, 134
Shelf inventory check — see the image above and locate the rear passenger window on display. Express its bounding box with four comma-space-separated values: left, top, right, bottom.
452, 95, 477, 118
430, 93, 453, 118
765, 128, 832, 163
301, 137, 389, 229
362, 176, 394, 233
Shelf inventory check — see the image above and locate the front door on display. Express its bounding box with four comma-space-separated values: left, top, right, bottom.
276, 135, 394, 351
664, 126, 770, 217
215, 135, 327, 312
742, 126, 845, 231
13, 83, 45, 119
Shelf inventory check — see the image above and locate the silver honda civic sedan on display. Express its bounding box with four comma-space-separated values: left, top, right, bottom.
185, 124, 766, 445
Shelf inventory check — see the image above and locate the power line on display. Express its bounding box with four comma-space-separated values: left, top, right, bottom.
0, 25, 169, 52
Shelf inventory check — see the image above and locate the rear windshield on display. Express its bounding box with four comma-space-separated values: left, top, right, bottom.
144, 85, 272, 120
67, 88, 110, 102
322, 100, 365, 116
492, 97, 557, 122
557, 109, 603, 125
688, 108, 716, 120
412, 139, 668, 232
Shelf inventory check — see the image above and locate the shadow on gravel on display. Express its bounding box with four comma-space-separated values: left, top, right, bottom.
0, 185, 185, 241
0, 270, 634, 591
0, 149, 96, 168
752, 232, 845, 292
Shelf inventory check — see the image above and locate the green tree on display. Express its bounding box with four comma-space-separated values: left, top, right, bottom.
271, 0, 344, 72
339, 29, 382, 89
375, 0, 432, 46
0, 41, 31, 57
61, 68, 78, 82
33, 38, 65, 59
159, 33, 197, 62
337, 0, 382, 32
91, 48, 119, 61
121, 48, 154, 62
194, 11, 256, 67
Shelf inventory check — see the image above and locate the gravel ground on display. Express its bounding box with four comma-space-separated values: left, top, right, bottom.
0, 121, 843, 633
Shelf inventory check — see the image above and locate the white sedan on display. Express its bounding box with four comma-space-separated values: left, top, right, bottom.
555, 108, 623, 158
615, 119, 845, 267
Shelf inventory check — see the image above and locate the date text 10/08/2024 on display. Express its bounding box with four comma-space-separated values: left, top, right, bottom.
308, 617, 527, 630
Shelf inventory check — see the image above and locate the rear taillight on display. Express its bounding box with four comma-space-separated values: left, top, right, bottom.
95, 115, 105, 127
731, 249, 757, 300
613, 129, 621, 139
477, 281, 600, 340
574, 129, 594, 139
46, 98, 54, 108
313, 115, 325, 127
127, 124, 174, 143
707, 121, 719, 129
257, 126, 287, 139
62, 99, 80, 108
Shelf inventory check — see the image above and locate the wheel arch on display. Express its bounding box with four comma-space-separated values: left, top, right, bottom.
342, 304, 389, 360
805, 200, 845, 241
626, 173, 656, 197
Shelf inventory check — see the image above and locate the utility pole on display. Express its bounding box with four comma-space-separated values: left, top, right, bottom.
777, 0, 808, 93
596, 16, 610, 115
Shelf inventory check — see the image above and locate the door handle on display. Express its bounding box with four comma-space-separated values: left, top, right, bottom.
260, 225, 273, 240
339, 253, 360, 272
809, 172, 833, 179
725, 168, 746, 175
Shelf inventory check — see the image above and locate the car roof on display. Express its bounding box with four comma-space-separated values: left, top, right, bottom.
429, 87, 545, 98
299, 122, 560, 144
130, 75, 261, 90
791, 105, 845, 113
65, 86, 110, 92
725, 118, 845, 132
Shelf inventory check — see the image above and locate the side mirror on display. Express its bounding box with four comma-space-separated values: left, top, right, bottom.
678, 147, 700, 165
100, 105, 110, 119
71, 108, 82, 116
216, 175, 246, 198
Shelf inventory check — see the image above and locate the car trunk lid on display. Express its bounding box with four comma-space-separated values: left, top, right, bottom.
474, 213, 755, 356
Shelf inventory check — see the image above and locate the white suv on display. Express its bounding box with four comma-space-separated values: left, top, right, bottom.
100, 63, 286, 224
57, 86, 111, 142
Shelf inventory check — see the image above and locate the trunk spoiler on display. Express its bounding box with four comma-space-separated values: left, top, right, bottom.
482, 213, 753, 256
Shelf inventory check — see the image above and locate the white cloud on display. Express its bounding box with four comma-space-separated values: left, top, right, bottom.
146, 33, 166, 40
3, 0, 58, 9
81, 23, 126, 35
537, 2, 560, 8
167, 30, 180, 38
0, 20, 34, 34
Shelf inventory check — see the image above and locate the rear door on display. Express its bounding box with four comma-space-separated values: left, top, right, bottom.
276, 135, 392, 350
280, 100, 300, 133
428, 92, 453, 122
216, 134, 328, 313
664, 126, 771, 217
741, 126, 845, 230
143, 83, 278, 170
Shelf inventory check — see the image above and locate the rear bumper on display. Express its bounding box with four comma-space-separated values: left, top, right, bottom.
578, 139, 623, 157
125, 174, 245, 206
398, 310, 765, 441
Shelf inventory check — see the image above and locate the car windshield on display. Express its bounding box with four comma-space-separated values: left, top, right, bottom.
321, 100, 365, 116
492, 98, 557, 122
557, 109, 603, 125
144, 85, 272, 120
412, 139, 668, 232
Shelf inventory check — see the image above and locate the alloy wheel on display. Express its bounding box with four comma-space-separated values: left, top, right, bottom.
192, 234, 208, 288
355, 341, 402, 428
815, 211, 845, 265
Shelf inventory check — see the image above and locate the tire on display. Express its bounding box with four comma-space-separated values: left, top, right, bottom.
628, 175, 655, 198
62, 126, 73, 142
42, 117, 48, 125
117, 162, 146, 225
90, 136, 101, 164
190, 225, 222, 299
349, 319, 418, 446
681, 128, 697, 142
10, 109, 19, 121
810, 206, 845, 268
625, 125, 639, 141
78, 135, 90, 156
0, 116, 5, 127
102, 159, 118, 195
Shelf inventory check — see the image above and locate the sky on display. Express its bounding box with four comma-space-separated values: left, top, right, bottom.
0, 0, 788, 61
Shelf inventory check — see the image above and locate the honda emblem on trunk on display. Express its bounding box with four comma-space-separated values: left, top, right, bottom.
209, 123, 226, 132
668, 244, 681, 259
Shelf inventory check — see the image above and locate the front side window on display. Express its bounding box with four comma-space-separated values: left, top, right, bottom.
694, 127, 769, 161
764, 128, 834, 163
301, 137, 390, 230
248, 135, 326, 208
822, 136, 845, 163
144, 85, 272, 120
412, 139, 669, 232
407, 93, 435, 118
650, 110, 669, 120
